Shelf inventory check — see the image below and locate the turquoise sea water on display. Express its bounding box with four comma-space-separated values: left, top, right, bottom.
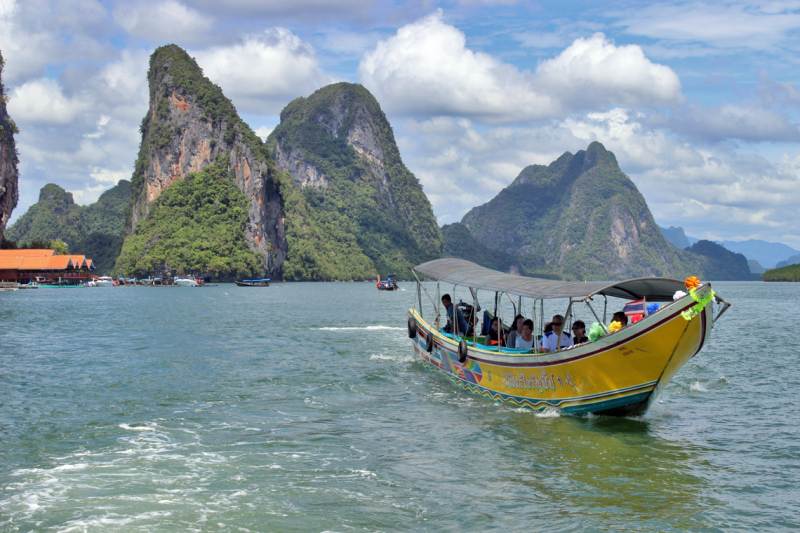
0, 281, 798, 532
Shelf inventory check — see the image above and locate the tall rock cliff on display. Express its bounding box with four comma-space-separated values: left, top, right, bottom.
458, 142, 751, 280
461, 143, 696, 280
0, 51, 19, 242
267, 83, 442, 277
125, 45, 285, 275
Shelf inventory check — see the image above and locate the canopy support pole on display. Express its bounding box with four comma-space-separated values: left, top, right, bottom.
603, 295, 608, 323
436, 282, 441, 331
533, 299, 540, 352
585, 298, 611, 334
556, 300, 573, 352
413, 270, 437, 321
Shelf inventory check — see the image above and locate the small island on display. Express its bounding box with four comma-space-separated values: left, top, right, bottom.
762, 264, 800, 281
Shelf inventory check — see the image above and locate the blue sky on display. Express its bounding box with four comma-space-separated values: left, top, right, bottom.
3, 0, 800, 248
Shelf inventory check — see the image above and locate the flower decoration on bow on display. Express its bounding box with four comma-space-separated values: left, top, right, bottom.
608, 320, 624, 333
680, 279, 716, 321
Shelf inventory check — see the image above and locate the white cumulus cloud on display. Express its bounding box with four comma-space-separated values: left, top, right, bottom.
359, 11, 683, 124
114, 0, 213, 45
193, 28, 337, 114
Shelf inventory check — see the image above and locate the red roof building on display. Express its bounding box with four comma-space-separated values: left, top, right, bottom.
0, 249, 96, 284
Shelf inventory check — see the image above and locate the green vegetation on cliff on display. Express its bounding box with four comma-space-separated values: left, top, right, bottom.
457, 143, 753, 281
685, 240, 751, 281
762, 264, 800, 281
267, 83, 442, 279
274, 170, 375, 280
116, 159, 260, 278
129, 45, 271, 230
443, 222, 535, 276
5, 184, 87, 245
461, 143, 688, 280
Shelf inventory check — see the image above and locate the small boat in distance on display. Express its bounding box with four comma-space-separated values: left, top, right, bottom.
407, 258, 730, 416
95, 276, 114, 287
174, 277, 200, 287
376, 274, 399, 291
235, 279, 270, 287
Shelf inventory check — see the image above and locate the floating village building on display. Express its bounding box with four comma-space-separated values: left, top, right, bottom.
0, 249, 95, 285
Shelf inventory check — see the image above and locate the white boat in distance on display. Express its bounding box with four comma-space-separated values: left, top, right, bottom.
95, 276, 114, 287
174, 277, 199, 287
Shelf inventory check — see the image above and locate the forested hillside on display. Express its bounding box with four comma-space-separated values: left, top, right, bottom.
457, 142, 752, 281
5, 181, 130, 272
267, 83, 441, 279
117, 159, 262, 277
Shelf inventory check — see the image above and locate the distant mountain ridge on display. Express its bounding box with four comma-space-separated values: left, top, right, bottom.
720, 239, 799, 268
659, 225, 691, 249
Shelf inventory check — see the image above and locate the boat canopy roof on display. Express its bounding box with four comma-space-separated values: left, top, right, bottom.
413, 258, 687, 302
243, 279, 270, 282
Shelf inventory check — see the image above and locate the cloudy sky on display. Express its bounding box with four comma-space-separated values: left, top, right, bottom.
3, 0, 800, 247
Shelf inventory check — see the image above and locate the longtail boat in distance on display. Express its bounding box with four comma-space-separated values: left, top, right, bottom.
376, 274, 399, 291
235, 279, 270, 287
408, 259, 730, 416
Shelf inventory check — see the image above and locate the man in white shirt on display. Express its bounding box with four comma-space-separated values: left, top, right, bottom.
541, 314, 573, 353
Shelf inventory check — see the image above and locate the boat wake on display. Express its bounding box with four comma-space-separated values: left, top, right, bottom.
370, 353, 414, 362
534, 407, 562, 418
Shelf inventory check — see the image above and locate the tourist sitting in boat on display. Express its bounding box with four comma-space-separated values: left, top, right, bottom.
505, 314, 525, 349
609, 311, 628, 333
515, 319, 535, 349
541, 314, 573, 352
572, 320, 588, 344
442, 294, 469, 336
484, 317, 506, 346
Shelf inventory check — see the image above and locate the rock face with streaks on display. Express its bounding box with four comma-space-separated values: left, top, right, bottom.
267, 83, 442, 278
125, 45, 286, 275
0, 51, 19, 242
459, 142, 750, 280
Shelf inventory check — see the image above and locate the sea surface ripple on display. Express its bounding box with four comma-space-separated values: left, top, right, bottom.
0, 281, 797, 532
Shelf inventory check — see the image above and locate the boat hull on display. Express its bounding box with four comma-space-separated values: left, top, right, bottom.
175, 279, 199, 287
409, 285, 714, 416
235, 281, 269, 287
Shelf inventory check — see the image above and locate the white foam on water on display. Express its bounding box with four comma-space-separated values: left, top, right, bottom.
369, 353, 413, 362
535, 407, 562, 418
690, 381, 708, 392
350, 469, 377, 477
59, 510, 173, 532
315, 325, 405, 331
51, 463, 87, 472
119, 423, 157, 432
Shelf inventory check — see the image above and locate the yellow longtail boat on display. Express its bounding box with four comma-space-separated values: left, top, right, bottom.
407, 259, 730, 416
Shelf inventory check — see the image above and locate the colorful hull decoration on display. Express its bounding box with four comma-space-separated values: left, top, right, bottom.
409, 284, 716, 416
